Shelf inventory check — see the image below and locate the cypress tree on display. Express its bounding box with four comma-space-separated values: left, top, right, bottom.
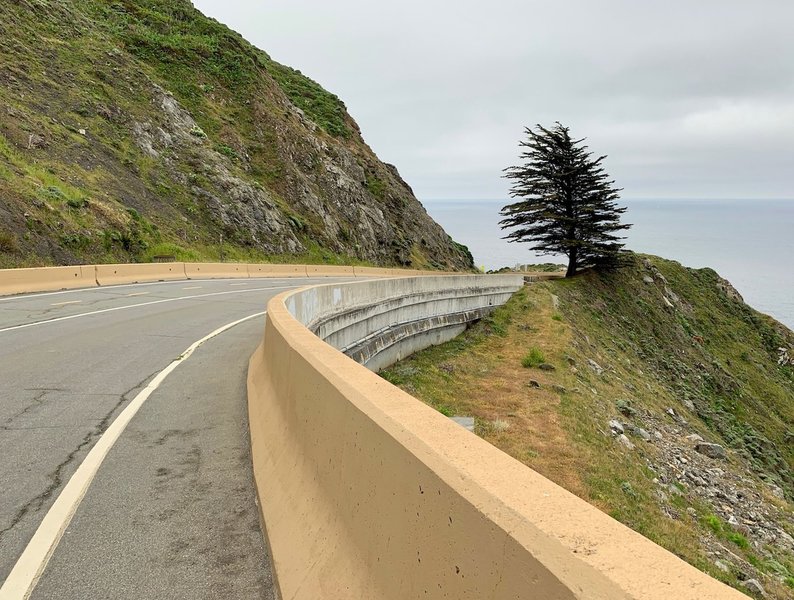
500, 123, 631, 277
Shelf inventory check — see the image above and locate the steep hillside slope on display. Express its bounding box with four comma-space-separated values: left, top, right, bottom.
382, 255, 794, 598
0, 0, 472, 269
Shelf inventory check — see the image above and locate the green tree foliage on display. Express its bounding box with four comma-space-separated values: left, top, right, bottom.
500, 123, 631, 277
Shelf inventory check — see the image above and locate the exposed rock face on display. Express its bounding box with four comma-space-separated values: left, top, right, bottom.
0, 0, 473, 269
695, 442, 727, 460
717, 276, 745, 303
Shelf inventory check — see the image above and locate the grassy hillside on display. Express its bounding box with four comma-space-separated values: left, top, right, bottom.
382, 254, 794, 598
0, 0, 472, 270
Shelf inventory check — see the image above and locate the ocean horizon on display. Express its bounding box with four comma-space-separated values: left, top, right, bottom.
423, 198, 794, 329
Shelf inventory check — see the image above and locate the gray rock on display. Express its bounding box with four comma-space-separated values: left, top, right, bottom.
682, 398, 696, 412
527, 380, 540, 388
538, 363, 556, 371
716, 276, 745, 303
642, 275, 654, 284
695, 442, 726, 459
551, 384, 567, 394
634, 427, 652, 442
685, 434, 704, 443
714, 560, 730, 573
743, 579, 765, 596
609, 419, 624, 435
617, 434, 635, 449
664, 286, 680, 304
587, 359, 604, 375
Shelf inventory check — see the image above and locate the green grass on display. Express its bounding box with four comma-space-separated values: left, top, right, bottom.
267, 62, 350, 138
521, 347, 545, 368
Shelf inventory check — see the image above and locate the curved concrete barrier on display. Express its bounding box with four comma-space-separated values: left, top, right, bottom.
0, 261, 459, 297
305, 264, 355, 277
183, 262, 249, 279
352, 266, 397, 278
0, 265, 94, 295
248, 276, 748, 600
290, 275, 521, 372
247, 263, 309, 278
95, 262, 187, 286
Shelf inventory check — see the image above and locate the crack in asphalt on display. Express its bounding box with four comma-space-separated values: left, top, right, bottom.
0, 370, 160, 543
1, 390, 51, 431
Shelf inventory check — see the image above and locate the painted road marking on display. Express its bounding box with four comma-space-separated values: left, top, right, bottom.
0, 277, 310, 302
0, 287, 289, 334
229, 282, 249, 286
182, 286, 202, 290
0, 311, 267, 600
125, 292, 149, 297
49, 300, 81, 307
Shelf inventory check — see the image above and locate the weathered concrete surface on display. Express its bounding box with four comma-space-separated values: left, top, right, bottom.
288, 275, 523, 371
248, 276, 750, 600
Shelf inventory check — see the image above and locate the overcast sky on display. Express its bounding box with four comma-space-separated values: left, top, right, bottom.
193, 0, 793, 201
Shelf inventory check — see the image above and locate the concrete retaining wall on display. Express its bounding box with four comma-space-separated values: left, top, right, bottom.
247, 276, 749, 600
286, 275, 521, 372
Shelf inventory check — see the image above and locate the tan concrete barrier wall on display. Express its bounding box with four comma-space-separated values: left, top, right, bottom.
0, 265, 94, 295
248, 278, 749, 600
94, 263, 187, 286
247, 263, 309, 278
183, 262, 249, 279
0, 260, 460, 297
352, 266, 397, 278
305, 264, 355, 277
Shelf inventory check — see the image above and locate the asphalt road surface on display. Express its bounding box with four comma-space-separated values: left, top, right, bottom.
0, 277, 346, 599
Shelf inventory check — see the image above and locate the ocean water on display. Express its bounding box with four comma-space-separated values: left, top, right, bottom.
423, 199, 794, 329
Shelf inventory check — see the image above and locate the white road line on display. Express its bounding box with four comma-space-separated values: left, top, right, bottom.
229, 282, 249, 286
0, 277, 310, 303
0, 311, 266, 600
182, 286, 202, 290
0, 287, 289, 334
125, 292, 149, 297
49, 300, 81, 307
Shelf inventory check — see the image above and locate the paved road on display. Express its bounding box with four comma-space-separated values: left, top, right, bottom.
0, 277, 345, 599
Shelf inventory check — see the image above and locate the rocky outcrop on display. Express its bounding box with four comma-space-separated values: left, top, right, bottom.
0, 0, 473, 269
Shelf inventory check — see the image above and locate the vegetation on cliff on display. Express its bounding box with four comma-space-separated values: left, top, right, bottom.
382, 254, 794, 598
0, 0, 472, 270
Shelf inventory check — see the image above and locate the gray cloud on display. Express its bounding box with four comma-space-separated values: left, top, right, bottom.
193, 0, 794, 200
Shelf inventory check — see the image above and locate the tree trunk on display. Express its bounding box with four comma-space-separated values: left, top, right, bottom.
566, 248, 578, 278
